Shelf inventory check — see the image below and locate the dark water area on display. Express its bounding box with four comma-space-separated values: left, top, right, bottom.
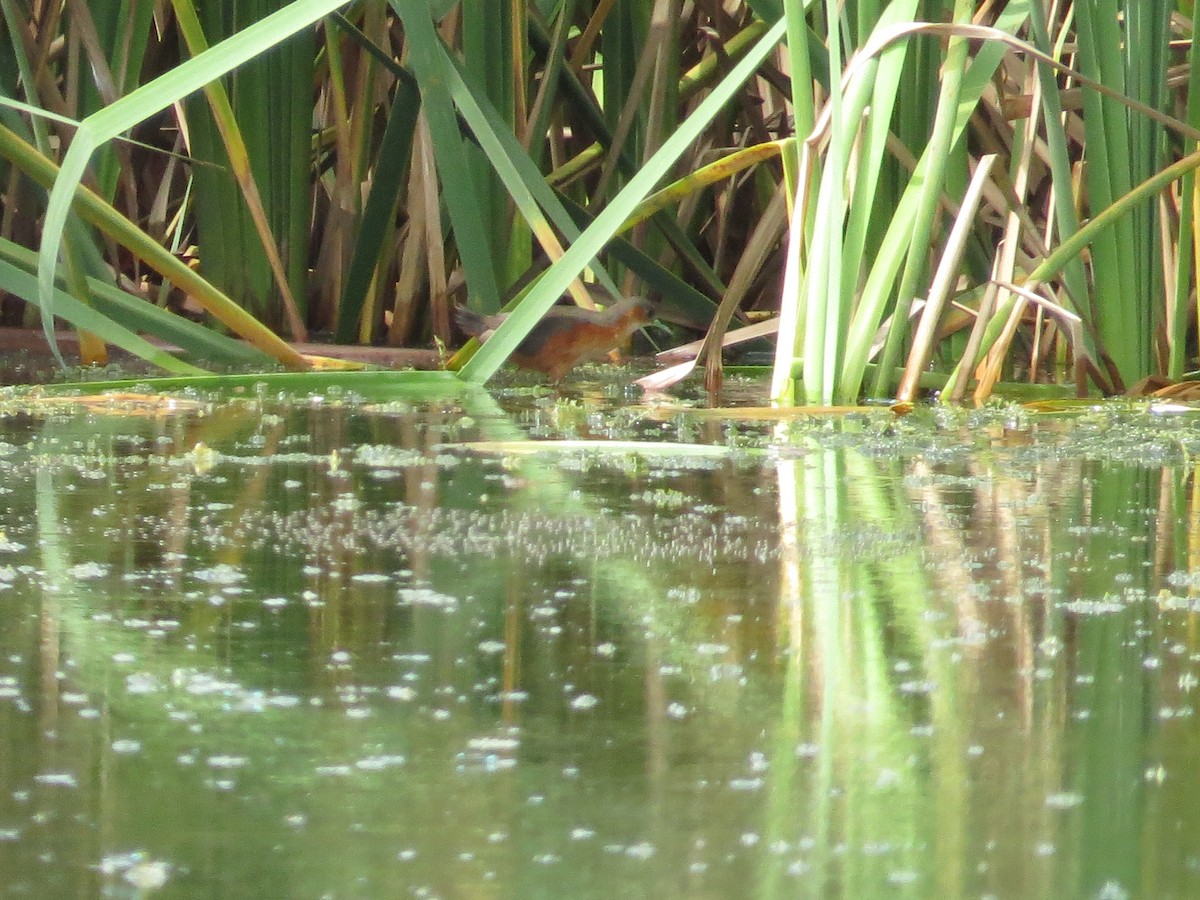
2, 373, 1200, 897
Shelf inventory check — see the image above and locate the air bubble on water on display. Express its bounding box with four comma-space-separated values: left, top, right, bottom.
625, 842, 655, 860
666, 702, 688, 719
875, 768, 901, 788
1038, 636, 1062, 657
477, 640, 506, 655
98, 852, 172, 891
729, 778, 763, 791
467, 736, 519, 752
206, 755, 247, 769
111, 740, 141, 755
34, 771, 77, 788
398, 587, 458, 609
194, 564, 244, 585
1044, 792, 1083, 809
708, 663, 743, 682
68, 562, 107, 580
355, 755, 405, 771
570, 694, 598, 711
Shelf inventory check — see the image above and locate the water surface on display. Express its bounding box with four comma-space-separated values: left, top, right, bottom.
1, 376, 1198, 897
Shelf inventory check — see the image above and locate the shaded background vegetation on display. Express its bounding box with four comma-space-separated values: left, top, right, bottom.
2, 1, 1200, 403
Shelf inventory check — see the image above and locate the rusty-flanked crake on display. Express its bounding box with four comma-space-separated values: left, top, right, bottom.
455, 296, 657, 380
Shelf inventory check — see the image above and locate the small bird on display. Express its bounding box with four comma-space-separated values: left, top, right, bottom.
455, 296, 657, 380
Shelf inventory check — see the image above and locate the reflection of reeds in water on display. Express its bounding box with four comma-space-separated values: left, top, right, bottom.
767, 445, 937, 896
23, 399, 1200, 894
765, 426, 1200, 897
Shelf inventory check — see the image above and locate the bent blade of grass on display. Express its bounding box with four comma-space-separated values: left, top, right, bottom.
772, 0, 930, 403
436, 46, 618, 305
333, 42, 420, 342
0, 259, 204, 374
837, 3, 1032, 401
897, 153, 996, 402
36, 0, 348, 365
618, 140, 788, 234
1171, 14, 1200, 377
40, 369, 466, 400
170, 0, 309, 341
459, 440, 738, 458
836, 0, 920, 399
458, 15, 789, 384
869, 0, 974, 399
389, 0, 501, 314
437, 44, 635, 300
0, 238, 272, 367
801, 0, 855, 406
0, 122, 307, 368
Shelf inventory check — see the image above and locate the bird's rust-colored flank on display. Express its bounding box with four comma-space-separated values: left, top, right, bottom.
455, 296, 656, 380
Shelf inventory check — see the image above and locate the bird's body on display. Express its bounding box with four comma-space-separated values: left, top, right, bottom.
455, 296, 656, 380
